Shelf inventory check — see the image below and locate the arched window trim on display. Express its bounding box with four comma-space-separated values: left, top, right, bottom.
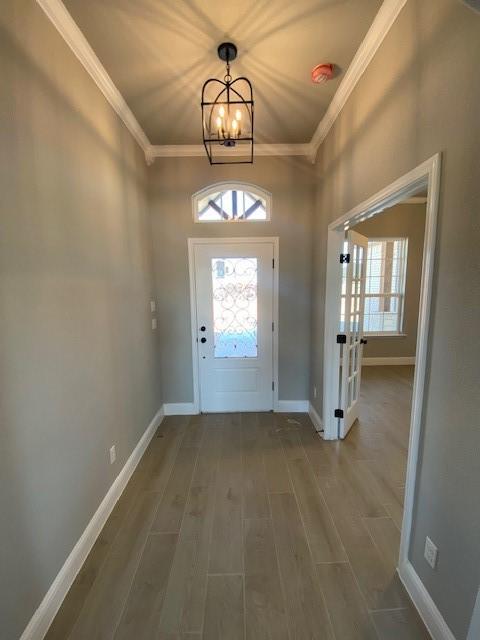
192, 181, 272, 223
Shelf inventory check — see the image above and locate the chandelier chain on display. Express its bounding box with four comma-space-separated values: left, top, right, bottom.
225, 59, 232, 83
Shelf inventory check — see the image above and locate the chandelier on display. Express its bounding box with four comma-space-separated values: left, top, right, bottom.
201, 42, 254, 165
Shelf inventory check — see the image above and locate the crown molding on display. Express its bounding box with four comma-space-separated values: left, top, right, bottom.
36, 0, 150, 158
308, 0, 407, 162
147, 143, 313, 160
148, 0, 408, 166
36, 0, 312, 163
37, 0, 406, 165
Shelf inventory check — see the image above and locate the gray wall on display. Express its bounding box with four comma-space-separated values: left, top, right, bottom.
0, 2, 161, 638
355, 202, 426, 358
148, 156, 314, 403
310, 0, 480, 637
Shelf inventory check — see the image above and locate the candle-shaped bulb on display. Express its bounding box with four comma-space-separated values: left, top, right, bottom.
235, 109, 242, 121
231, 119, 238, 137
219, 105, 225, 118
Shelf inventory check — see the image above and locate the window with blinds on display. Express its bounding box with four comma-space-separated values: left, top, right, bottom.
364, 238, 408, 334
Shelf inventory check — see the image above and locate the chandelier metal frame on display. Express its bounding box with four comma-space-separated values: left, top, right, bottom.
201, 42, 254, 165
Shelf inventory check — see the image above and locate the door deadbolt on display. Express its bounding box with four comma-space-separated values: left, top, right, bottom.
200, 326, 206, 332
201, 337, 207, 343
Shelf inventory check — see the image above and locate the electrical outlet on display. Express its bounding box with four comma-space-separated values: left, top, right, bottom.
151, 318, 157, 330
150, 300, 156, 313
109, 445, 116, 465
424, 536, 438, 569
313, 386, 317, 398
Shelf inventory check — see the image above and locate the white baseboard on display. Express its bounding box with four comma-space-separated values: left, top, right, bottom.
164, 401, 310, 415
363, 356, 416, 366
398, 561, 456, 640
308, 402, 324, 434
163, 402, 198, 416
20, 407, 164, 640
276, 400, 309, 413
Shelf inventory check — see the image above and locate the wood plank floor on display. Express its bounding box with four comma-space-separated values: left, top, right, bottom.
47, 366, 430, 639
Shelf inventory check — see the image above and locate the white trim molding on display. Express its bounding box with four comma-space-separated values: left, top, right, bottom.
398, 562, 456, 640
308, 0, 407, 162
163, 402, 198, 416
308, 402, 324, 433
151, 0, 407, 163
322, 153, 442, 636
36, 0, 406, 164
20, 407, 164, 640
36, 0, 150, 159
276, 400, 310, 413
162, 400, 311, 415
148, 143, 312, 159
362, 356, 416, 366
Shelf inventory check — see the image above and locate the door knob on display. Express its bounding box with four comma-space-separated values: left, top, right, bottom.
201, 337, 207, 343
360, 338, 368, 345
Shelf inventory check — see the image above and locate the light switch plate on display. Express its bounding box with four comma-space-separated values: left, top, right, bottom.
424, 536, 438, 569
152, 318, 157, 330
109, 445, 116, 465
150, 300, 156, 313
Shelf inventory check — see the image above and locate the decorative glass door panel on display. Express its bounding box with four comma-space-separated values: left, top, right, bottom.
211, 258, 258, 358
338, 230, 368, 438
193, 241, 274, 412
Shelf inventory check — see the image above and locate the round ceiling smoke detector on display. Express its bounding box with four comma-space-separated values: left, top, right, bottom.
311, 63, 334, 84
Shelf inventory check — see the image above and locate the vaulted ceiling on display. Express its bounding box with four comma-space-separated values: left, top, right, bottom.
62, 0, 382, 146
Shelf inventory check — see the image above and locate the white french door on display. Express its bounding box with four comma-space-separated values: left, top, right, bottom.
338, 230, 368, 438
192, 240, 275, 413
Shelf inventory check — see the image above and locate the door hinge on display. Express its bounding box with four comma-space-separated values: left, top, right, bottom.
336, 334, 347, 344
272, 381, 275, 391
334, 409, 344, 418
272, 321, 274, 332
340, 253, 350, 264
272, 258, 275, 268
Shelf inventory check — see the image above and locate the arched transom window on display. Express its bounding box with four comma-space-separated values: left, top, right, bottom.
193, 183, 271, 222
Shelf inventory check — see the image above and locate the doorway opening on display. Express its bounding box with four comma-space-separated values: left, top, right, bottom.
322, 154, 442, 628
188, 237, 279, 413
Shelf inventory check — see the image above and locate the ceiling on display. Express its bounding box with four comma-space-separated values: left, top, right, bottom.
63, 0, 382, 146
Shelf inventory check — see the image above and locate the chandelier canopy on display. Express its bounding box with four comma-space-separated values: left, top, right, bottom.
201, 42, 254, 165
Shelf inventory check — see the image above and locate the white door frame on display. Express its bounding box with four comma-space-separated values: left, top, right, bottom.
322, 153, 441, 582
188, 237, 279, 413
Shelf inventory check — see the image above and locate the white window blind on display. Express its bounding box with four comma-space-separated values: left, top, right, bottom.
364, 238, 408, 334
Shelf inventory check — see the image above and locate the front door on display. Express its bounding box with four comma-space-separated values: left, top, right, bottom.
338, 230, 368, 437
193, 240, 275, 412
